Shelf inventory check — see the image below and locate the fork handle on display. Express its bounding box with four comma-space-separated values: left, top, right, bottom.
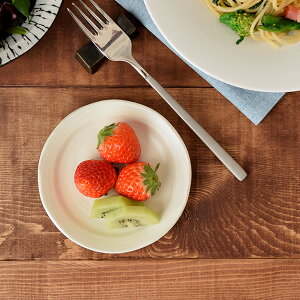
126, 57, 247, 181
146, 75, 247, 181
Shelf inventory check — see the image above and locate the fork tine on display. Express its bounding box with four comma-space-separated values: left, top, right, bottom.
67, 8, 95, 40
72, 2, 102, 34
89, 0, 113, 23
79, 0, 106, 28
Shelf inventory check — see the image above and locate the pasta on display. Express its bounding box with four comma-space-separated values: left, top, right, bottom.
204, 0, 300, 47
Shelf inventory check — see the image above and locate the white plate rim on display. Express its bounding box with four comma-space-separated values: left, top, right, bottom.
144, 0, 299, 92
38, 99, 192, 253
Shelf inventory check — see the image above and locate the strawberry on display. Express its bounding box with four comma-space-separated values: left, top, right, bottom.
114, 162, 161, 201
97, 122, 141, 164
74, 160, 117, 198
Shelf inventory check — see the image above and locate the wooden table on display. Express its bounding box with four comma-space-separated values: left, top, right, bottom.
1, 0, 299, 298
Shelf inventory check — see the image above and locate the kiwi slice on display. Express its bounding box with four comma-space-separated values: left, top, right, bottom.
91, 196, 144, 218
105, 206, 160, 229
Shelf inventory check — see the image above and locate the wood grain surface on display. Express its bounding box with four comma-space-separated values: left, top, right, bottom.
0, 87, 299, 259
0, 0, 300, 297
0, 260, 300, 299
0, 0, 207, 88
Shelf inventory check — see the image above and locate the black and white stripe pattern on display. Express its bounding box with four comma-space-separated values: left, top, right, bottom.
0, 0, 62, 66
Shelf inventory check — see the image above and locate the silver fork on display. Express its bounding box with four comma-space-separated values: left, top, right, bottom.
68, 0, 247, 181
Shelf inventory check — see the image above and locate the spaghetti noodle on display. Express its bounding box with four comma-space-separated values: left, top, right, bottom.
204, 0, 300, 47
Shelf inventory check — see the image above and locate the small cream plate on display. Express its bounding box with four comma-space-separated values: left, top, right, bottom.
38, 100, 191, 253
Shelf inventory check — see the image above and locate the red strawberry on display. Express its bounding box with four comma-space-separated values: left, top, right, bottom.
74, 160, 117, 198
114, 162, 161, 201
97, 122, 141, 164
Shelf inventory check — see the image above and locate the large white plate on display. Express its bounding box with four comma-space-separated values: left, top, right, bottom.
38, 100, 191, 253
144, 0, 300, 92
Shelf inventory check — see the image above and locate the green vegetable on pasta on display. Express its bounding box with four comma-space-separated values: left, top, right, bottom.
259, 14, 300, 32
207, 0, 300, 47
219, 11, 256, 44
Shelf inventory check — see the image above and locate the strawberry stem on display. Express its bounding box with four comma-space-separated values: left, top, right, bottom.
97, 123, 117, 149
141, 163, 161, 197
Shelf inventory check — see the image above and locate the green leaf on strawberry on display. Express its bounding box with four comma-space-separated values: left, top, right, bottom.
97, 123, 117, 148
141, 163, 161, 197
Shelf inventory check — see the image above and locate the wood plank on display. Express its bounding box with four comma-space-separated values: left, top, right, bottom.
0, 259, 299, 299
0, 87, 299, 259
0, 0, 208, 88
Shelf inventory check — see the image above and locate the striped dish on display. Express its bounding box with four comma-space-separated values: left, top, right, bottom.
0, 0, 63, 66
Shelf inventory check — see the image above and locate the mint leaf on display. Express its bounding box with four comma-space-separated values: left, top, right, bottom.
12, 0, 30, 19
7, 26, 27, 34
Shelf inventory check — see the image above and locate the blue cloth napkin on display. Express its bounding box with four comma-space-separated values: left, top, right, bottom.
115, 0, 285, 125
